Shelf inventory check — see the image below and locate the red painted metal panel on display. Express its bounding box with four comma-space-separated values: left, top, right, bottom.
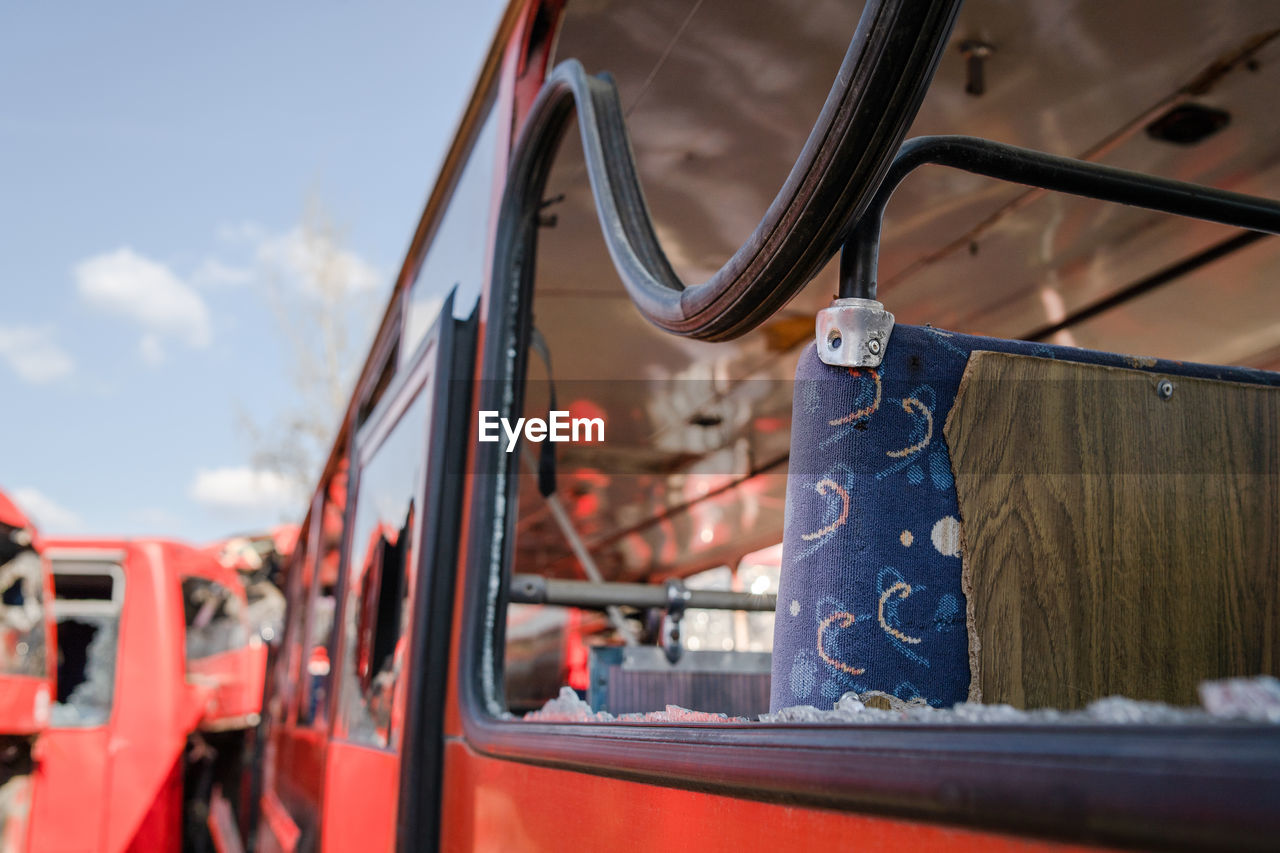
320, 742, 398, 853
189, 643, 268, 728
0, 677, 51, 736
124, 757, 183, 853
439, 739, 1106, 852
29, 728, 111, 852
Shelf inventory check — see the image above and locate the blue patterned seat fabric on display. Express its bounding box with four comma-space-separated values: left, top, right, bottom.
771, 323, 1280, 712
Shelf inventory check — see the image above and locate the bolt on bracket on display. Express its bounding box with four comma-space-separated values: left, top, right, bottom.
816, 298, 895, 368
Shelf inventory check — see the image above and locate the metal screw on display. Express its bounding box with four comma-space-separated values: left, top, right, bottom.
867, 338, 882, 355
1156, 379, 1174, 400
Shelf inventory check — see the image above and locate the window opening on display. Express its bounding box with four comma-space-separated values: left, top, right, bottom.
337, 385, 431, 749
183, 577, 249, 661
50, 562, 123, 727
298, 463, 347, 728
0, 527, 47, 678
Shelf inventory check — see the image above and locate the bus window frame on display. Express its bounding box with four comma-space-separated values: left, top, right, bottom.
452, 59, 1280, 853
281, 494, 322, 726
330, 289, 468, 759
295, 471, 349, 733
330, 331, 433, 752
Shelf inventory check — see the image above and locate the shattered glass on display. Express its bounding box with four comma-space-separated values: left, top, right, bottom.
0, 550, 47, 678
524, 676, 1280, 727
51, 615, 118, 727
183, 577, 248, 660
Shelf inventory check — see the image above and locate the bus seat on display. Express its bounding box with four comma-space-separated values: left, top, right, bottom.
771, 323, 1280, 712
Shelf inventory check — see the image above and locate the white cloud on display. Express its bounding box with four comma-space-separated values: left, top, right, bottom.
138, 334, 165, 366
257, 226, 381, 298
191, 257, 254, 288
75, 247, 212, 347
12, 487, 82, 532
0, 326, 75, 384
189, 466, 302, 514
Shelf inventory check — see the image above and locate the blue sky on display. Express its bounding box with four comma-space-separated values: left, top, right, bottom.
1, 2, 507, 541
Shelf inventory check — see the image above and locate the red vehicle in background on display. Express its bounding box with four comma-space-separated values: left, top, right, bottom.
29, 538, 266, 853
0, 490, 56, 853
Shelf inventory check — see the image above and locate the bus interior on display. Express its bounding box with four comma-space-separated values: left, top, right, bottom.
493, 0, 1280, 723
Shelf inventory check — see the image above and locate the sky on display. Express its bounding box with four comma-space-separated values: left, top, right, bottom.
1, 1, 508, 541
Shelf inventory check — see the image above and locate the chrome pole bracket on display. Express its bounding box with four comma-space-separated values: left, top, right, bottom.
815, 298, 895, 367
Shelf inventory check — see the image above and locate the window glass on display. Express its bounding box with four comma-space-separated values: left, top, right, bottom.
49, 561, 123, 727
734, 544, 781, 653
502, 553, 782, 716
337, 389, 432, 748
271, 531, 309, 724
0, 528, 48, 678
298, 461, 348, 728
401, 104, 498, 356
183, 577, 249, 661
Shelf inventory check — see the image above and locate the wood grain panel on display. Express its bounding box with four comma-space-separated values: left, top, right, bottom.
945, 351, 1279, 709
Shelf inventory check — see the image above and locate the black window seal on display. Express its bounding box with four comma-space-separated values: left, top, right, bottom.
396, 293, 478, 852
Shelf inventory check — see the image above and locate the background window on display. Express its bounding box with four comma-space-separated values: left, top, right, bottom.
182, 577, 248, 661
337, 390, 431, 748
298, 461, 348, 728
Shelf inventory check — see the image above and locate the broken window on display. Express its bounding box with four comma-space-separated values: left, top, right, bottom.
182, 577, 249, 661
297, 460, 347, 728
49, 562, 123, 727
502, 544, 782, 720
337, 387, 430, 749
0, 525, 48, 679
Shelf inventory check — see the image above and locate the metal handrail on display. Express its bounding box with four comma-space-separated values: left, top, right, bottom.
840, 135, 1280, 300
509, 573, 777, 613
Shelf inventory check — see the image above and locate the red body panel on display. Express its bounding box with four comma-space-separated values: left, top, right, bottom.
439, 740, 1100, 853
320, 743, 397, 853
189, 643, 268, 728
29, 727, 111, 852
0, 677, 51, 737
125, 757, 184, 853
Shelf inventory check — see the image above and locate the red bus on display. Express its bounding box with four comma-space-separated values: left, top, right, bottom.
254, 1, 1280, 851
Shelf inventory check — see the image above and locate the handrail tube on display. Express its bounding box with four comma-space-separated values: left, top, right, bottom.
510, 573, 777, 613
841, 135, 1280, 300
